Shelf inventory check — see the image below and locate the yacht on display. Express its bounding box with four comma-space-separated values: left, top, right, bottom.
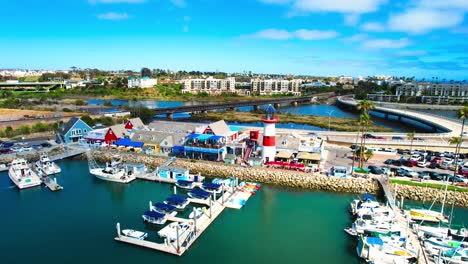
89, 158, 135, 184
175, 180, 194, 190
8, 158, 41, 189
188, 188, 211, 200
121, 229, 148, 240
356, 236, 418, 263
35, 155, 61, 176
151, 202, 177, 214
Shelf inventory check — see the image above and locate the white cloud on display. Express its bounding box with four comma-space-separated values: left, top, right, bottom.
97, 12, 129, 20
245, 28, 338, 40
89, 0, 145, 4
170, 0, 186, 7
344, 14, 360, 26
291, 0, 387, 14
396, 50, 427, 56
361, 22, 385, 32
417, 0, 468, 10
259, 0, 292, 4
388, 8, 464, 34
362, 38, 411, 49
342, 33, 368, 43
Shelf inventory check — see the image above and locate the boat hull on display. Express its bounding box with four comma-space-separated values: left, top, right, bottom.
8, 169, 41, 189
90, 168, 135, 184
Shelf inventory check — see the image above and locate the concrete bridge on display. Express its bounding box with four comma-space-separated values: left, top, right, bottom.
0, 81, 63, 91
336, 96, 464, 137
154, 93, 334, 119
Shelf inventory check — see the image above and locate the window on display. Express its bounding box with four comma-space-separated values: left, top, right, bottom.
282, 141, 287, 146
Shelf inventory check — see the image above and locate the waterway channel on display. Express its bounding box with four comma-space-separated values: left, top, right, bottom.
1, 159, 467, 264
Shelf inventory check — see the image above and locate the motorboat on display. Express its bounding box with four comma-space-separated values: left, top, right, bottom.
344, 227, 357, 236
201, 182, 222, 194
158, 222, 191, 242
448, 228, 468, 242
423, 237, 468, 256
151, 202, 177, 214
8, 158, 41, 189
356, 236, 418, 264
189, 207, 204, 219
406, 209, 448, 223
164, 195, 190, 210
89, 158, 135, 184
433, 247, 468, 264
121, 229, 148, 240
353, 219, 401, 234
142, 210, 176, 225
355, 206, 395, 223
188, 188, 211, 200
414, 224, 449, 239
35, 155, 61, 176
175, 180, 194, 190
349, 194, 380, 215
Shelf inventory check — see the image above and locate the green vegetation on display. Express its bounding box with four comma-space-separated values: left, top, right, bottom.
390, 179, 468, 192
80, 115, 115, 127
0, 122, 59, 138
191, 110, 392, 132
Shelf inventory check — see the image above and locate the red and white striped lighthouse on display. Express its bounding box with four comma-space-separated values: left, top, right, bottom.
262, 104, 278, 163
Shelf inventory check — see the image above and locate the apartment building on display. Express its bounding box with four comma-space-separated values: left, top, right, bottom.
396, 82, 468, 97
181, 77, 235, 94
250, 79, 302, 95
127, 76, 157, 88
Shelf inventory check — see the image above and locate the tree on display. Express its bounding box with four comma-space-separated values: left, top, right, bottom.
141, 68, 151, 78
4, 126, 13, 137
356, 100, 375, 168
457, 106, 468, 136
407, 131, 415, 154
80, 115, 95, 127
31, 122, 49, 133
449, 136, 463, 175
364, 149, 374, 161
16, 125, 31, 135
75, 99, 87, 106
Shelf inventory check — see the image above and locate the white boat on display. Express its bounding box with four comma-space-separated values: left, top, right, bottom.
8, 158, 41, 189
164, 195, 190, 210
189, 207, 204, 219
423, 237, 468, 257
349, 194, 380, 215
158, 222, 191, 241
433, 248, 468, 264
344, 227, 357, 236
200, 182, 222, 194
89, 158, 135, 184
35, 155, 61, 176
353, 219, 401, 234
142, 211, 177, 225
121, 229, 148, 240
414, 224, 449, 239
357, 236, 418, 263
175, 180, 194, 190
406, 209, 448, 223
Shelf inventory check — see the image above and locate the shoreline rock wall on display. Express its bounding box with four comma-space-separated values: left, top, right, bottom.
391, 184, 468, 208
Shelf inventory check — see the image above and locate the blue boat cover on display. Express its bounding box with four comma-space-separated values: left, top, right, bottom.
143, 210, 165, 218
177, 180, 193, 185
115, 138, 144, 148
153, 202, 176, 212
209, 135, 224, 141
165, 194, 188, 204
202, 182, 221, 190
190, 188, 210, 198
366, 237, 383, 246
186, 134, 200, 140
363, 193, 376, 201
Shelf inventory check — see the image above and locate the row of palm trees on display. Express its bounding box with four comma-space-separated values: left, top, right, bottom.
351, 100, 468, 176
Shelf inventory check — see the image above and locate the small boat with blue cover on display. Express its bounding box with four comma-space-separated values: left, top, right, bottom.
152, 202, 177, 214
175, 180, 194, 189
142, 211, 169, 225
164, 194, 190, 210
188, 188, 211, 200
201, 182, 222, 194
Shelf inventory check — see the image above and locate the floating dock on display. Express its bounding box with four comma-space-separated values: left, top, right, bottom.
42, 176, 63, 191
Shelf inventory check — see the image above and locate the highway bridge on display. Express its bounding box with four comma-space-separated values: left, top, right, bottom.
336, 96, 465, 137
153, 93, 334, 118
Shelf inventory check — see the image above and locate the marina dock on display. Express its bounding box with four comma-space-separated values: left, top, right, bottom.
42, 176, 63, 191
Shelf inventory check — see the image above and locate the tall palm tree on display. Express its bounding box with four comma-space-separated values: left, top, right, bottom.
449, 136, 463, 177
458, 106, 468, 136
356, 100, 375, 168
407, 131, 415, 154
351, 114, 367, 175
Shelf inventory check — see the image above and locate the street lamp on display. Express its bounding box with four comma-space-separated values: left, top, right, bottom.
326, 110, 335, 132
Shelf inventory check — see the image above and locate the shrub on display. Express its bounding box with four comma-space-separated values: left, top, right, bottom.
63, 108, 73, 112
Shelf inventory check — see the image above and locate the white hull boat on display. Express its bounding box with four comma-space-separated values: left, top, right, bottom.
8, 159, 41, 189
158, 222, 191, 241
91, 168, 136, 183
189, 208, 204, 219
122, 229, 148, 240
35, 155, 61, 176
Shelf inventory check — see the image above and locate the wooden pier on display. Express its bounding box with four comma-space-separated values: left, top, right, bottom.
42, 176, 63, 191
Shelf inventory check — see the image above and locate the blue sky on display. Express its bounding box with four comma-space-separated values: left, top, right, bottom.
1, 0, 467, 79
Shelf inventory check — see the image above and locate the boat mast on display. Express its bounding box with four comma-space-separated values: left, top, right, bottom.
440, 175, 450, 215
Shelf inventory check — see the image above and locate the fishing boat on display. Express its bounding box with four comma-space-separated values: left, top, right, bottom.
8, 158, 41, 189
158, 222, 191, 242
189, 207, 204, 219
151, 202, 177, 214
142, 211, 173, 225
89, 157, 135, 184
201, 182, 222, 194
35, 155, 61, 176
121, 229, 148, 240
356, 236, 418, 263
188, 188, 211, 200
164, 195, 190, 210
175, 180, 194, 190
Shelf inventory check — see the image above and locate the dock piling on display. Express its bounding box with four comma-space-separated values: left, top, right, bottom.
174, 186, 177, 195
176, 224, 180, 253
116, 223, 121, 238
149, 201, 153, 210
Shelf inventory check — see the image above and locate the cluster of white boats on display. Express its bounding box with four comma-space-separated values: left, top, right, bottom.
345, 194, 467, 263
7, 155, 61, 189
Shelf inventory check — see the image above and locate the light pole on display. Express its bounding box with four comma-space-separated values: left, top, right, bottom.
326, 110, 335, 132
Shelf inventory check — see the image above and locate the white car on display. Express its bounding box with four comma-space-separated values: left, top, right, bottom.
417, 161, 427, 168
10, 146, 24, 152
410, 155, 421, 161
21, 146, 33, 152
443, 158, 454, 164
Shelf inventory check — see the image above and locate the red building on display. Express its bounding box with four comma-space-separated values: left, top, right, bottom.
84, 127, 119, 145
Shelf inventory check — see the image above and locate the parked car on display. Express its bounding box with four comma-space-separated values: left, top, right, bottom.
417, 161, 427, 168
41, 142, 52, 148
375, 136, 385, 140
31, 144, 43, 150
392, 136, 404, 140
410, 155, 421, 161
402, 159, 418, 167
428, 162, 438, 169
363, 134, 376, 139
368, 165, 383, 175
400, 167, 419, 177
417, 171, 430, 181
1, 142, 14, 148
448, 175, 465, 183
392, 159, 403, 166
439, 173, 452, 181
413, 137, 425, 141
384, 159, 394, 165
427, 171, 443, 181
21, 146, 33, 152
10, 146, 24, 152
0, 148, 13, 154
390, 167, 405, 176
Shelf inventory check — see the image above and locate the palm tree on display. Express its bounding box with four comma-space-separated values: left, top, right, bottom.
356, 100, 375, 168
458, 106, 468, 136
449, 136, 463, 176
364, 149, 374, 161
407, 131, 415, 154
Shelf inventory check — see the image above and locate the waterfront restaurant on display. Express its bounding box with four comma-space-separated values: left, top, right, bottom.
184, 134, 227, 161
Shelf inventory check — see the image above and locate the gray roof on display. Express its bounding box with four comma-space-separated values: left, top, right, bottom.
110, 124, 128, 139
207, 120, 231, 137
148, 121, 203, 134
259, 134, 301, 149
127, 118, 145, 129
132, 131, 173, 144
60, 117, 83, 134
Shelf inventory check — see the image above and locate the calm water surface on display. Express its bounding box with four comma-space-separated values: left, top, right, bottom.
1, 160, 467, 264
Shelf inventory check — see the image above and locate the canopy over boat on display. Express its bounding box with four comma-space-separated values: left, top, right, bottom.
165, 195, 188, 204
143, 210, 165, 219
365, 236, 384, 246
189, 188, 210, 199
363, 193, 376, 201
177, 180, 193, 186
153, 202, 176, 212
202, 182, 221, 190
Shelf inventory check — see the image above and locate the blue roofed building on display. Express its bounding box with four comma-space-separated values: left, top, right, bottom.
57, 117, 93, 143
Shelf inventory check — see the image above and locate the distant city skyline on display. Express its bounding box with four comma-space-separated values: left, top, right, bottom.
1, 0, 467, 79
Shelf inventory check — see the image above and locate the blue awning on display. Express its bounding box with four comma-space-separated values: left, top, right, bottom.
189, 188, 210, 198
363, 194, 376, 201
186, 134, 200, 139
177, 180, 193, 185
366, 237, 384, 246
197, 134, 212, 141
172, 146, 185, 152
115, 138, 144, 148
165, 194, 188, 204
143, 210, 165, 218
153, 202, 176, 212
209, 135, 224, 141
202, 182, 221, 190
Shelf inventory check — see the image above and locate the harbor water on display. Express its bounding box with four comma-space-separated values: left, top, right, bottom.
1, 159, 467, 263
